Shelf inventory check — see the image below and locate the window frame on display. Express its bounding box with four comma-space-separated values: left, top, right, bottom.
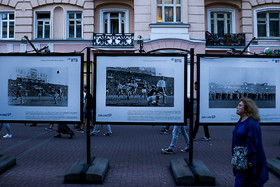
100, 9, 129, 33
207, 8, 236, 35
254, 7, 280, 39
157, 0, 182, 23
0, 11, 15, 39
34, 11, 51, 39
67, 11, 83, 39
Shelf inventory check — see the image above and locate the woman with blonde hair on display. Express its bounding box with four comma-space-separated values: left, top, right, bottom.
232, 98, 268, 186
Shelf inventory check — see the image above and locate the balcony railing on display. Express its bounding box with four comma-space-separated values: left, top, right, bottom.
93, 33, 134, 47
206, 32, 245, 47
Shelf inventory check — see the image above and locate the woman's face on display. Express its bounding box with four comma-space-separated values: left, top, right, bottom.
236, 101, 246, 116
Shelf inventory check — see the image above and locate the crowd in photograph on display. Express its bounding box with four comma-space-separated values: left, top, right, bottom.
209, 82, 275, 101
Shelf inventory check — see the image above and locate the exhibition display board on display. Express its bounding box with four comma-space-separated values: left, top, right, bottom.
0, 53, 83, 123
94, 54, 187, 124
198, 54, 280, 124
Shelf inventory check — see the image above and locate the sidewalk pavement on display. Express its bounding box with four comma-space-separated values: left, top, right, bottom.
0, 123, 279, 187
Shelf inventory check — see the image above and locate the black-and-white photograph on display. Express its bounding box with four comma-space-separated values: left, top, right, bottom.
105, 67, 174, 107
199, 55, 280, 124
8, 67, 68, 107
209, 67, 276, 108
0, 54, 82, 123
95, 55, 185, 123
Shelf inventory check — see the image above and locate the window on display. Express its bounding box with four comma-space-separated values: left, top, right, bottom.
207, 9, 235, 36
211, 12, 231, 36
68, 12, 82, 38
100, 9, 129, 33
0, 12, 14, 39
36, 12, 50, 39
157, 0, 181, 23
257, 12, 280, 38
103, 12, 125, 33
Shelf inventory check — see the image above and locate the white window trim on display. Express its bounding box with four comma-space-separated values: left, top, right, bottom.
66, 10, 83, 39
0, 11, 15, 39
34, 10, 52, 39
207, 8, 236, 34
254, 7, 280, 38
100, 9, 129, 33
156, 0, 182, 23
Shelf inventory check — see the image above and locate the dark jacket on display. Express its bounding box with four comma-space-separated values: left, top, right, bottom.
232, 117, 269, 186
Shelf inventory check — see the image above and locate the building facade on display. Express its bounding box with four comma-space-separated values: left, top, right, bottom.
0, 0, 279, 56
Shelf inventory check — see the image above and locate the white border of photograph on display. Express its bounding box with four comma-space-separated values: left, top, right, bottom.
0, 55, 82, 122
199, 56, 280, 123
95, 55, 186, 123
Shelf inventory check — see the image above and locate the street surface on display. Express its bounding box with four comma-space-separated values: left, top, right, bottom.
0, 123, 279, 186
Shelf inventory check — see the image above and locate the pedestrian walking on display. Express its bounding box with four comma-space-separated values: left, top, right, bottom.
45, 123, 54, 131
161, 125, 190, 154
232, 98, 268, 186
160, 125, 171, 135
54, 123, 75, 139
77, 86, 93, 133
0, 123, 12, 138
193, 81, 211, 141
91, 124, 112, 136
193, 120, 211, 141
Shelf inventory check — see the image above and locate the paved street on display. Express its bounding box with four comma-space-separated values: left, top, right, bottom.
0, 123, 279, 186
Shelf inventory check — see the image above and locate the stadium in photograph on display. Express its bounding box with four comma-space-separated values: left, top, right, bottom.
0, 54, 82, 123
8, 67, 68, 107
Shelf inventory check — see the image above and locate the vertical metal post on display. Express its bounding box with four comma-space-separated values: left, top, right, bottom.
189, 48, 195, 166
86, 47, 91, 164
